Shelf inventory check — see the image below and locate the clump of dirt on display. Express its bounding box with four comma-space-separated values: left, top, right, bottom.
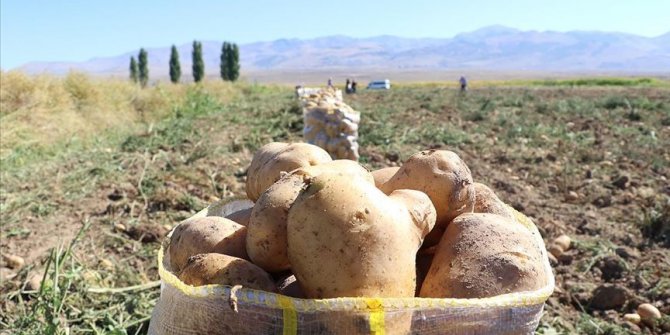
125, 224, 168, 243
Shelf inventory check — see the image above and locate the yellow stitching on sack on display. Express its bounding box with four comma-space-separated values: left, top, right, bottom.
278, 295, 298, 335
366, 298, 385, 335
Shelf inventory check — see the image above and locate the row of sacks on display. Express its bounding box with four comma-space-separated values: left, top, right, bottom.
299, 87, 360, 160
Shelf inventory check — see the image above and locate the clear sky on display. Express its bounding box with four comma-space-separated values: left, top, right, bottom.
1, 0, 669, 69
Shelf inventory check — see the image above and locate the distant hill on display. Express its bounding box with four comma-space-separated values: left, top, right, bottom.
19, 26, 670, 76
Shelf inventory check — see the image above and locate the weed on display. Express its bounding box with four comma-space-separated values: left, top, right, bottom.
640, 199, 670, 247
575, 314, 636, 335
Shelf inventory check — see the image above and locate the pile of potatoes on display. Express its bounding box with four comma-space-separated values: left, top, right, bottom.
300, 89, 360, 161
167, 142, 548, 300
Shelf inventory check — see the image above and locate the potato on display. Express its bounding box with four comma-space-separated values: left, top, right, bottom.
247, 160, 373, 272
298, 159, 374, 185
420, 213, 547, 298
178, 253, 276, 291
224, 207, 252, 227
380, 150, 474, 246
246, 142, 332, 201
287, 172, 435, 298
472, 182, 514, 220
169, 217, 248, 272
246, 174, 304, 272
415, 249, 435, 296
371, 166, 400, 189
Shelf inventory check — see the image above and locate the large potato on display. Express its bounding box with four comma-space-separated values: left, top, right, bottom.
380, 150, 474, 246
178, 253, 276, 292
169, 216, 248, 272
287, 172, 435, 299
247, 159, 373, 272
371, 166, 399, 189
246, 142, 332, 201
419, 213, 547, 298
472, 182, 514, 220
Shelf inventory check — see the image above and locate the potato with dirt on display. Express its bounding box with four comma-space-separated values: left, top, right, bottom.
287, 171, 436, 298
380, 149, 474, 246
472, 182, 514, 220
246, 159, 373, 272
371, 166, 400, 189
224, 207, 253, 227
178, 253, 276, 291
419, 212, 547, 298
169, 216, 248, 272
245, 142, 332, 201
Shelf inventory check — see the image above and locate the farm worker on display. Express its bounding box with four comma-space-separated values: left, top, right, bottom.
459, 76, 468, 92
328, 77, 333, 87
346, 79, 352, 93
351, 80, 357, 93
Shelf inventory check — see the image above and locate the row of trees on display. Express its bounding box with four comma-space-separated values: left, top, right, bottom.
129, 41, 240, 86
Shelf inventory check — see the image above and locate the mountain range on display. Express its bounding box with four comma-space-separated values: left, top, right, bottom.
19, 26, 670, 77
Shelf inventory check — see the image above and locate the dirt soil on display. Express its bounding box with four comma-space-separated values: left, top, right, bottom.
1, 85, 669, 334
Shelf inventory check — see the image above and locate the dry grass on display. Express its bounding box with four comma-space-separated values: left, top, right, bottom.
0, 71, 242, 158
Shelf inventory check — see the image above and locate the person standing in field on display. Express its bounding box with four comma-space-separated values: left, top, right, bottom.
346, 79, 352, 94
459, 76, 468, 92
328, 77, 333, 88
351, 80, 357, 93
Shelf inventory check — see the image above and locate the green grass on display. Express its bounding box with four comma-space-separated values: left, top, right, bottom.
531, 77, 663, 87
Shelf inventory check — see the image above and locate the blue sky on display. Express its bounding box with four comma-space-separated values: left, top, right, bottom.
1, 0, 669, 69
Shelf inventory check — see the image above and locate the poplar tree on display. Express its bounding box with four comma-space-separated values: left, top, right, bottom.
229, 43, 240, 82
192, 41, 205, 83
169, 45, 181, 84
129, 56, 138, 83
220, 42, 230, 81
138, 48, 149, 87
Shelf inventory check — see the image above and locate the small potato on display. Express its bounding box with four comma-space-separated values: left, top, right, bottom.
371, 167, 400, 189
420, 213, 547, 298
169, 217, 248, 272
246, 142, 332, 201
178, 253, 276, 292
637, 303, 662, 325
381, 150, 474, 247
472, 182, 514, 220
225, 207, 252, 227
247, 160, 373, 272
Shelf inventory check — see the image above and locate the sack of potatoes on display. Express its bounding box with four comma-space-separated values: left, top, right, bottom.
301, 89, 360, 161
148, 142, 554, 335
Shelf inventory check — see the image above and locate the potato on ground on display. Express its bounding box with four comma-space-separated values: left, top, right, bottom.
472, 182, 514, 220
380, 149, 474, 246
169, 216, 248, 272
247, 159, 373, 272
371, 166, 399, 189
245, 142, 332, 201
420, 213, 547, 298
178, 253, 276, 292
287, 172, 436, 298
